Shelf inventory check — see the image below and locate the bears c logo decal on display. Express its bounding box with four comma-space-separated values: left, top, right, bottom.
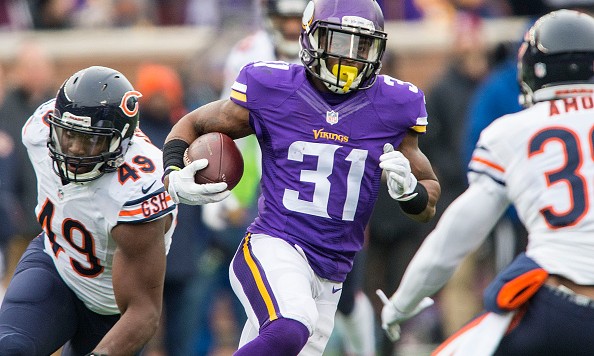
119, 90, 143, 117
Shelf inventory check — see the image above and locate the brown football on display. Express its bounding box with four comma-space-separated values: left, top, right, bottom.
183, 132, 244, 190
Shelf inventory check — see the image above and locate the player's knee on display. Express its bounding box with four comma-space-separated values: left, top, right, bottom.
284, 296, 318, 334
0, 331, 38, 355
5, 267, 61, 304
262, 318, 309, 354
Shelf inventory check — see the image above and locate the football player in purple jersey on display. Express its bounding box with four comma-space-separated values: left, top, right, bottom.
162, 0, 440, 354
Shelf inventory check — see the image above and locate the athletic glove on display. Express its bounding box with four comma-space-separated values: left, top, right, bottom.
376, 289, 434, 342
379, 143, 418, 201
166, 159, 230, 205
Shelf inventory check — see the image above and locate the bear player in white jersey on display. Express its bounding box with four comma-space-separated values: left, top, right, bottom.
0, 66, 177, 356
379, 10, 594, 355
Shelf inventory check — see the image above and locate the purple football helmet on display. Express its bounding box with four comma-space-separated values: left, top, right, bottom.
300, 0, 387, 94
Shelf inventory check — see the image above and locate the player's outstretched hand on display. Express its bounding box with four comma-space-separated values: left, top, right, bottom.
379, 143, 418, 201
376, 289, 434, 342
167, 159, 230, 205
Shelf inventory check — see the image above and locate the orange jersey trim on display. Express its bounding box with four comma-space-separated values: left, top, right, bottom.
471, 156, 505, 173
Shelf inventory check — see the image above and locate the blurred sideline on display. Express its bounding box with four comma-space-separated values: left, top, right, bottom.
0, 17, 527, 98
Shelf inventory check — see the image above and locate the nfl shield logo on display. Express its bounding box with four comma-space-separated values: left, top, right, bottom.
326, 110, 339, 125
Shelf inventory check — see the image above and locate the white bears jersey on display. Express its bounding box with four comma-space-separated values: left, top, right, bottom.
469, 95, 594, 284
22, 99, 177, 315
221, 30, 274, 100
389, 94, 594, 315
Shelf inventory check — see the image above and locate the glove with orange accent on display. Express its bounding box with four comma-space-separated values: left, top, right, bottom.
376, 289, 434, 342
166, 159, 230, 205
379, 143, 418, 201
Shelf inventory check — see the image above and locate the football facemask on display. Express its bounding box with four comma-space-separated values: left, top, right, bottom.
48, 111, 128, 183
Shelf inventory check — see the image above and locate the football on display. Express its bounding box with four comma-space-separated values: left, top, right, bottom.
183, 132, 244, 190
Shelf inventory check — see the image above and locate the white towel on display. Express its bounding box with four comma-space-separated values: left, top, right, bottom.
433, 311, 515, 356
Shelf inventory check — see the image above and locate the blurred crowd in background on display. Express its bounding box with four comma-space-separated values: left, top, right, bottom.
0, 0, 577, 30
0, 0, 592, 355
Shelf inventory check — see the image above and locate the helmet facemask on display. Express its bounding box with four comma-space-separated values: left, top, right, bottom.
48, 111, 130, 183
301, 19, 387, 94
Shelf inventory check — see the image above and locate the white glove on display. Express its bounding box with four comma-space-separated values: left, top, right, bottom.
376, 289, 434, 342
379, 143, 418, 201
167, 159, 231, 205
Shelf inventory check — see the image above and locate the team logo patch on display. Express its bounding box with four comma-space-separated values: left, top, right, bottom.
326, 110, 339, 125
313, 128, 349, 143
119, 90, 143, 117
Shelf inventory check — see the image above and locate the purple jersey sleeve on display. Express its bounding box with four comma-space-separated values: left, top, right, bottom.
231, 62, 428, 282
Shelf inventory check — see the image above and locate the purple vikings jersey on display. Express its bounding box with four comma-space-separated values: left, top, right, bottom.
229, 62, 427, 282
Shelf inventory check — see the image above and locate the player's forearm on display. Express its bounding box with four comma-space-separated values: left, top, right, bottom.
165, 100, 252, 144
91, 306, 160, 356
165, 110, 201, 145
391, 185, 507, 312
390, 228, 462, 313
401, 179, 440, 222
164, 101, 225, 145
